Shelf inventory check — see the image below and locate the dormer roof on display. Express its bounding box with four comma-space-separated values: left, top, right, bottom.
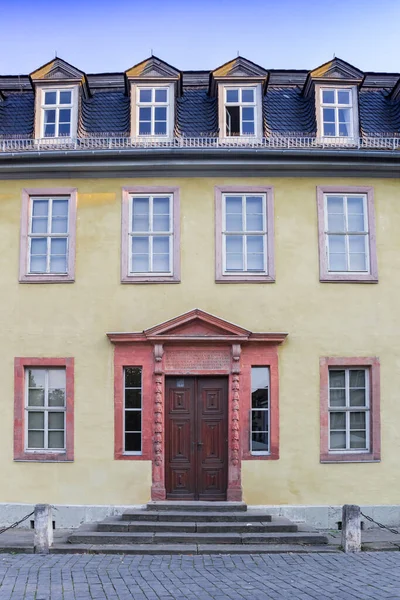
209, 56, 268, 95
29, 57, 90, 98
124, 55, 182, 95
303, 57, 364, 96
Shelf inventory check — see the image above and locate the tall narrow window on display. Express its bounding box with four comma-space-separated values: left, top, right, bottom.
325, 194, 369, 273
124, 367, 142, 453
251, 367, 270, 454
320, 88, 354, 138
129, 194, 172, 275
28, 196, 69, 274
329, 368, 369, 452
25, 368, 66, 451
223, 193, 267, 273
224, 87, 256, 136
137, 87, 169, 136
41, 90, 73, 138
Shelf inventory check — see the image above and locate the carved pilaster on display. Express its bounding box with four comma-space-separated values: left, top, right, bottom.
231, 344, 241, 374
231, 373, 240, 466
154, 375, 163, 467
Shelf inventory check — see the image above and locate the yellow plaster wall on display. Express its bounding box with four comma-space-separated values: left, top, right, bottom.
0, 176, 399, 507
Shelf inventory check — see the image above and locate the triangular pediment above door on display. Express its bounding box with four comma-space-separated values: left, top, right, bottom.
144, 309, 251, 340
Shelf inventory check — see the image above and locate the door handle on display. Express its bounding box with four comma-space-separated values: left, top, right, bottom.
197, 442, 203, 448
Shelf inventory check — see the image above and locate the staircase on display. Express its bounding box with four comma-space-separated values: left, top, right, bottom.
63, 502, 332, 555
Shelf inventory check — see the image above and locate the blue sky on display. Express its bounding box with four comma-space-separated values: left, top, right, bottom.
0, 0, 399, 74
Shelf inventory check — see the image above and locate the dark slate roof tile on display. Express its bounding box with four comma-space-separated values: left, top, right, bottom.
176, 88, 218, 136
79, 90, 130, 136
0, 92, 34, 137
359, 89, 394, 135
264, 86, 316, 136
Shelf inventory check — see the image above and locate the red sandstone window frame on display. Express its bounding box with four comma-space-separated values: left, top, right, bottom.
316, 185, 378, 283
121, 186, 181, 283
19, 188, 78, 283
14, 357, 74, 462
215, 185, 275, 283
320, 357, 380, 463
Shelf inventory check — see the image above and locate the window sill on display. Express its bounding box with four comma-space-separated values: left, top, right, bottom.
14, 452, 73, 462
216, 274, 275, 284
115, 451, 151, 460
243, 451, 279, 460
121, 275, 180, 284
320, 452, 380, 463
19, 274, 74, 284
320, 273, 378, 283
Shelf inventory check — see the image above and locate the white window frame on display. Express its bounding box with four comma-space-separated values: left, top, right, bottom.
316, 85, 358, 141
35, 86, 79, 140
130, 83, 175, 139
28, 196, 70, 275
136, 87, 169, 137
129, 194, 173, 276
250, 367, 270, 456
324, 193, 370, 274
218, 83, 263, 140
222, 193, 268, 275
123, 367, 142, 455
24, 368, 66, 453
328, 368, 370, 454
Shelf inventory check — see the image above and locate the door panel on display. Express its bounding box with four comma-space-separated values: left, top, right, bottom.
165, 376, 228, 500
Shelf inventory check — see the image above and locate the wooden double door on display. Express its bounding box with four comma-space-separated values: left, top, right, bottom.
165, 376, 228, 500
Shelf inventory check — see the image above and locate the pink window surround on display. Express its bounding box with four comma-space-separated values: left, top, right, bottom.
19, 188, 78, 283
320, 357, 381, 463
215, 186, 275, 283
317, 186, 378, 283
121, 186, 180, 283
14, 357, 74, 462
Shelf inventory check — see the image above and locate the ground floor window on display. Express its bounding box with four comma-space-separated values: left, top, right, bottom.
124, 367, 142, 453
251, 366, 270, 454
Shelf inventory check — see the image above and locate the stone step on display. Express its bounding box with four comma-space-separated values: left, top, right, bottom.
146, 501, 247, 512
52, 543, 340, 555
68, 530, 328, 546
121, 510, 272, 522
98, 517, 297, 534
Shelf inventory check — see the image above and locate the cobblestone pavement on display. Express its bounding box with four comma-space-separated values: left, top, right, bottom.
0, 552, 400, 600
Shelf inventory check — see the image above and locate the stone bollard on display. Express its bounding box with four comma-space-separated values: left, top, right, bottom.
341, 504, 361, 552
34, 504, 53, 554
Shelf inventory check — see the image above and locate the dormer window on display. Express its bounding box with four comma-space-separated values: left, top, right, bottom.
41, 89, 74, 138
137, 87, 169, 136
224, 87, 257, 136
320, 88, 355, 138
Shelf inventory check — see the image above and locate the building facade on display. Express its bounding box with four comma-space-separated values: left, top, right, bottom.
1, 55, 399, 528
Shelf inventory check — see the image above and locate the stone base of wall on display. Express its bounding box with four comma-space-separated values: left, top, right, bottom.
1, 503, 400, 531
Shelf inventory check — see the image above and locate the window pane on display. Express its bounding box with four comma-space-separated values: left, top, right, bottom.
125, 411, 141, 431
251, 367, 269, 407
350, 389, 366, 407
50, 256, 67, 273
246, 196, 263, 231
153, 197, 170, 215
31, 218, 48, 233
323, 108, 335, 122
125, 432, 141, 452
328, 214, 346, 231
49, 388, 65, 407
132, 255, 149, 272
252, 410, 268, 432
51, 217, 68, 234
241, 89, 254, 103
226, 89, 239, 103
31, 238, 47, 255
350, 431, 367, 449
32, 200, 49, 217
155, 89, 167, 102
58, 123, 71, 136
339, 122, 351, 136
247, 236, 264, 270
226, 214, 242, 231
242, 121, 255, 135
226, 106, 240, 135
48, 412, 64, 430
132, 198, 149, 231
348, 215, 365, 232
44, 91, 57, 105
125, 367, 141, 388
59, 91, 72, 104
139, 121, 151, 135
28, 431, 44, 448
139, 89, 152, 102
153, 215, 170, 231
225, 196, 243, 231
59, 109, 71, 123
51, 238, 67, 255
350, 370, 365, 388
322, 90, 335, 104
347, 197, 364, 215
28, 369, 46, 389
251, 431, 268, 452
44, 109, 56, 124
132, 237, 149, 254
28, 388, 45, 406
328, 235, 346, 271
349, 252, 367, 271
48, 431, 64, 449
226, 236, 243, 270
323, 122, 336, 136
30, 256, 47, 273
329, 388, 346, 407
48, 369, 65, 390
28, 412, 44, 429
329, 370, 345, 388
153, 236, 169, 254
330, 431, 346, 449
338, 108, 351, 123
154, 121, 167, 135
153, 255, 169, 272
338, 90, 351, 104
125, 389, 141, 409
350, 412, 366, 429
155, 107, 167, 120
242, 107, 254, 121
330, 412, 346, 430
139, 107, 151, 121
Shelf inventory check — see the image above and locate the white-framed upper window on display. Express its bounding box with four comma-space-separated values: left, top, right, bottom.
222, 193, 267, 274
319, 87, 356, 138
129, 194, 173, 275
28, 196, 69, 275
224, 87, 257, 136
40, 89, 75, 138
124, 367, 142, 454
328, 368, 370, 453
251, 367, 270, 455
25, 367, 66, 451
324, 193, 369, 273
137, 87, 169, 136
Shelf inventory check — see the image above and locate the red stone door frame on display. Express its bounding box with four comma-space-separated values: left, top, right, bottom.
107, 309, 287, 502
